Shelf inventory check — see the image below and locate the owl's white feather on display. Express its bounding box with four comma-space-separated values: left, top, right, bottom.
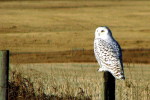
94, 26, 125, 80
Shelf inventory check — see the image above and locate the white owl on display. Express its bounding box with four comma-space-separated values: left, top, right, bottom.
94, 26, 125, 80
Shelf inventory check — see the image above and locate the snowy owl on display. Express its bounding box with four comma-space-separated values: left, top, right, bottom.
94, 26, 125, 80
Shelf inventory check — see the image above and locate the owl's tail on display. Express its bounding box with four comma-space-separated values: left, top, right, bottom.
110, 69, 125, 80
120, 76, 125, 80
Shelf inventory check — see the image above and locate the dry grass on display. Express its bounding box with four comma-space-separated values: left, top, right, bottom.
9, 70, 91, 100
9, 63, 150, 100
0, 1, 150, 52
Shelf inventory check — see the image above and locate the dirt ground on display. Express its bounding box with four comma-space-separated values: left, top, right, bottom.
10, 49, 150, 63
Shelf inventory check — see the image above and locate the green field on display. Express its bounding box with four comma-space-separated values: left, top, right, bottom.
10, 63, 150, 100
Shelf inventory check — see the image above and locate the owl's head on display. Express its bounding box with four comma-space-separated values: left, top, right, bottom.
95, 26, 112, 39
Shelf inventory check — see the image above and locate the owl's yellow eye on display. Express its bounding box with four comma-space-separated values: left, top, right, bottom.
101, 30, 105, 32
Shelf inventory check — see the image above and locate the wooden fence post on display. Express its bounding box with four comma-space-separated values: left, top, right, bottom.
103, 71, 115, 100
0, 50, 9, 100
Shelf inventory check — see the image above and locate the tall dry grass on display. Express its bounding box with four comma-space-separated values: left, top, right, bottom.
9, 63, 150, 100
9, 70, 91, 100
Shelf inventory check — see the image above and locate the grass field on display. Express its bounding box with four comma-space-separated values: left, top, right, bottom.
2, 0, 149, 99
0, 0, 150, 63
0, 0, 150, 53
9, 63, 150, 100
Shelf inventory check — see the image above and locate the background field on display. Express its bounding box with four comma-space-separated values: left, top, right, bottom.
0, 0, 150, 52
0, 0, 150, 63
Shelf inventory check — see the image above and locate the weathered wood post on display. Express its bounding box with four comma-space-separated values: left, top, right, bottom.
103, 72, 115, 100
0, 50, 9, 100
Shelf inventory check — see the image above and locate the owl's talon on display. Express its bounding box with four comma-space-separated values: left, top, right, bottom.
97, 68, 104, 72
